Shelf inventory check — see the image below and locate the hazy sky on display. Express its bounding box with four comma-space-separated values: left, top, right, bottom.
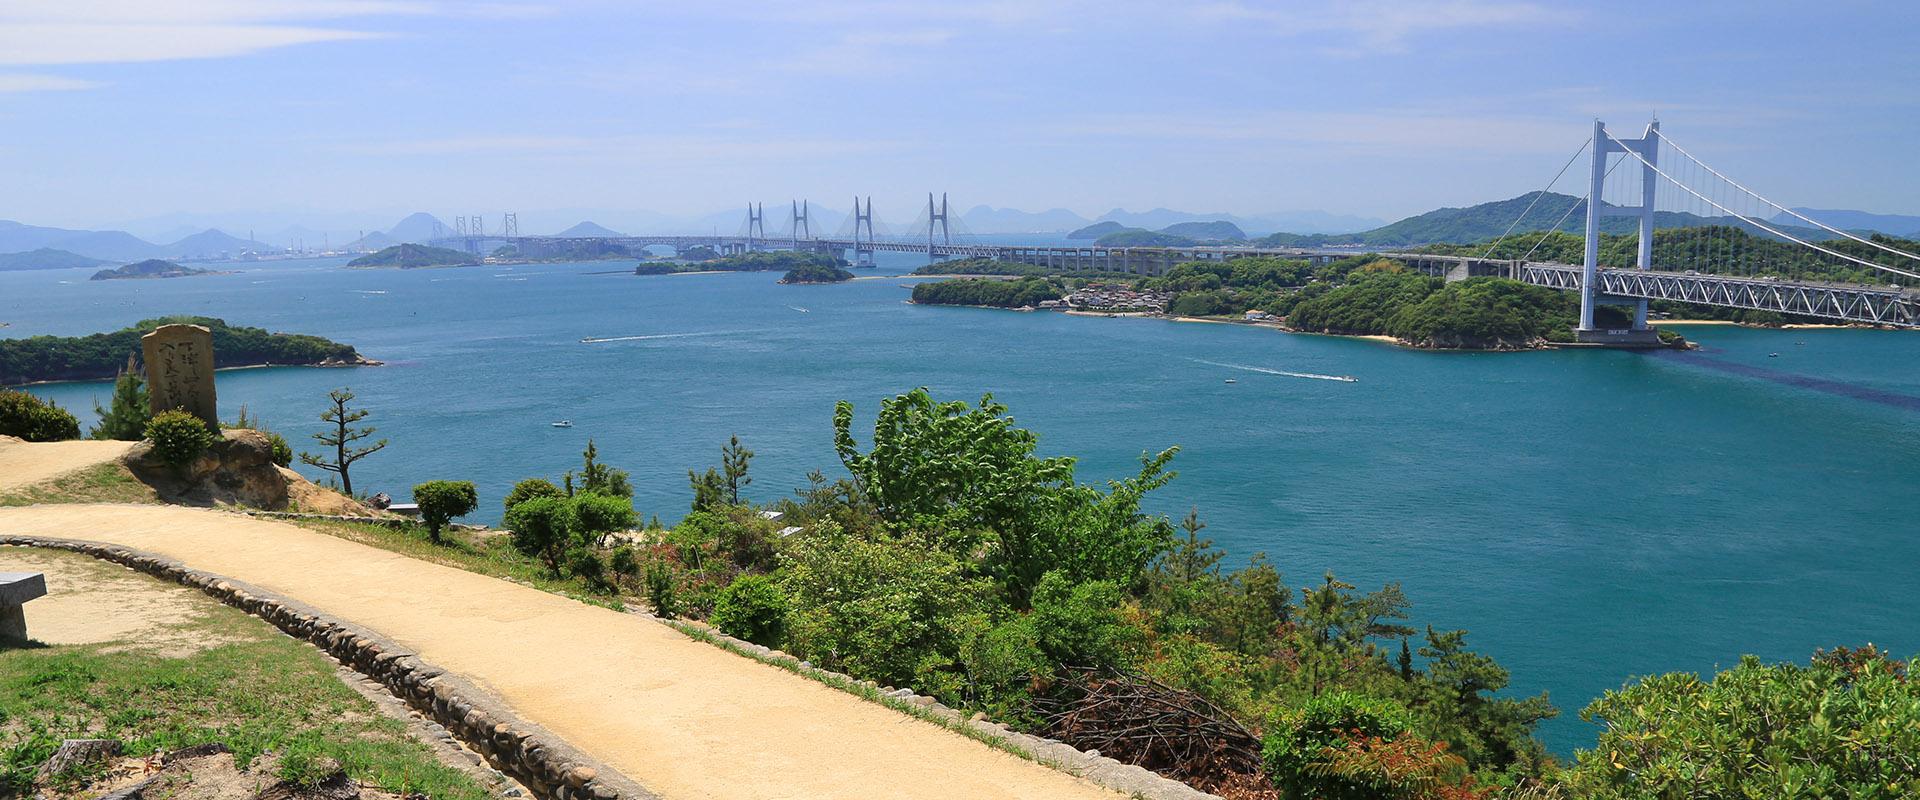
2, 1, 1915, 231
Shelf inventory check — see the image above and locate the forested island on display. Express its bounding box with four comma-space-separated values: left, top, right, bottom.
635, 250, 849, 276
778, 263, 855, 284
0, 316, 374, 385
492, 240, 633, 262
911, 276, 1062, 308
89, 259, 230, 281
346, 243, 480, 269
0, 248, 108, 271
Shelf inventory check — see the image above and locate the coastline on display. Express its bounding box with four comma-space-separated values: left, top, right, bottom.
9, 356, 382, 388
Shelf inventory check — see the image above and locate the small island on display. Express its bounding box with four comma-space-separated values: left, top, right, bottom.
89, 259, 231, 281
347, 243, 480, 269
0, 316, 377, 385
0, 248, 109, 272
492, 240, 633, 263
635, 250, 851, 277
779, 263, 855, 284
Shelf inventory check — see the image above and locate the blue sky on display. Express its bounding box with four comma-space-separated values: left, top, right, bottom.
1, 1, 1915, 233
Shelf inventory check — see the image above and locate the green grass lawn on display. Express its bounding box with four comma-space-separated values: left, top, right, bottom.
0, 550, 492, 799
0, 463, 156, 508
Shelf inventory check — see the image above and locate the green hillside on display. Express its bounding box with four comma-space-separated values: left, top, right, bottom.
346, 243, 480, 269
0, 248, 108, 271
1257, 193, 1835, 248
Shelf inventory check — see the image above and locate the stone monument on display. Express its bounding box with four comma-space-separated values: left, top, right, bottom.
142, 323, 218, 427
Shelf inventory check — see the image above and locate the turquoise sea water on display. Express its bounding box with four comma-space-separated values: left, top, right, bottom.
5, 253, 1918, 754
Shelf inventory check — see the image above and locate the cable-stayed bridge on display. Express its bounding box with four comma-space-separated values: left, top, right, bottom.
430, 123, 1920, 330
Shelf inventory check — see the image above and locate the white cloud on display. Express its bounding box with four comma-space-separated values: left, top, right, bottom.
0, 1, 428, 66
0, 73, 102, 92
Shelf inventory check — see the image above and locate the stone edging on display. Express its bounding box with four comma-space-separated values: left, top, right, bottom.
656, 618, 1222, 800
0, 535, 655, 800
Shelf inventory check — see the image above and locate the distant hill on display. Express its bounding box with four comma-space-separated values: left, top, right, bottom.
0, 248, 108, 271
346, 231, 398, 252
1255, 193, 1837, 249
1160, 220, 1245, 241
387, 212, 451, 244
90, 259, 228, 280
0, 221, 163, 261
555, 221, 626, 238
1775, 207, 1920, 237
1068, 221, 1129, 240
1095, 229, 1197, 247
159, 229, 270, 259
347, 243, 480, 269
960, 205, 1092, 233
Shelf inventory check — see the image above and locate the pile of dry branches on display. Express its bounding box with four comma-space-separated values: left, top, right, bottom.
1035, 667, 1270, 796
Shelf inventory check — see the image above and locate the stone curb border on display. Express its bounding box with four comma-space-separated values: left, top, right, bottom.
657, 619, 1222, 800
1, 536, 657, 800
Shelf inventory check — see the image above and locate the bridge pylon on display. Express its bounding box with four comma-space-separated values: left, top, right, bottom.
745, 202, 765, 252
791, 199, 811, 248
852, 196, 875, 266
1578, 119, 1661, 344
502, 212, 519, 238
926, 192, 950, 264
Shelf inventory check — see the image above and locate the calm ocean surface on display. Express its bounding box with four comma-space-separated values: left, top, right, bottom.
6, 250, 1917, 753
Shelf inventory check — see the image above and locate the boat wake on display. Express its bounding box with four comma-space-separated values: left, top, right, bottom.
1193, 359, 1356, 383
351, 289, 388, 295
580, 329, 757, 344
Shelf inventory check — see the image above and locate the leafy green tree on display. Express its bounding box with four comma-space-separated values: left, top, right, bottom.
688, 467, 726, 513
1028, 572, 1135, 671
298, 388, 387, 496
504, 495, 572, 574
569, 491, 637, 547
833, 388, 1177, 606
88, 357, 150, 440
1412, 626, 1556, 772
0, 389, 81, 442
145, 409, 215, 468
1566, 647, 1920, 798
711, 573, 790, 646
412, 480, 477, 544
503, 477, 564, 512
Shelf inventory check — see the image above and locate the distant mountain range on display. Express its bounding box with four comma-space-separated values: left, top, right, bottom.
554, 221, 625, 238
0, 221, 272, 263
1254, 193, 1869, 249
1774, 208, 1920, 237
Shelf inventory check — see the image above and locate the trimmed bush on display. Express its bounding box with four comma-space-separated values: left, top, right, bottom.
1264, 692, 1475, 800
711, 573, 790, 646
0, 389, 81, 442
144, 409, 215, 467
412, 480, 478, 544
503, 477, 564, 512
504, 495, 572, 574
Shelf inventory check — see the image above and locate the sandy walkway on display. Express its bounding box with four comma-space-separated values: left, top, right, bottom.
0, 504, 1123, 800
0, 437, 133, 491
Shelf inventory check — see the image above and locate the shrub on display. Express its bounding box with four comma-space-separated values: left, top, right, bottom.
264, 431, 293, 467
1564, 647, 1920, 798
645, 561, 681, 618
1264, 692, 1477, 800
412, 480, 478, 544
503, 477, 563, 512
144, 409, 215, 467
504, 495, 572, 574
569, 491, 637, 547
568, 548, 613, 594
0, 389, 81, 442
711, 573, 790, 646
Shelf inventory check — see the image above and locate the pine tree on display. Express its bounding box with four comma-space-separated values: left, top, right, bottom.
298, 388, 387, 496
88, 355, 150, 441
721, 435, 754, 504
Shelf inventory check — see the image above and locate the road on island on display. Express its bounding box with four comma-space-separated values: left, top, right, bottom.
0, 502, 1129, 800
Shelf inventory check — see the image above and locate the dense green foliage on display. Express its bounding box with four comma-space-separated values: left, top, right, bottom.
412, 480, 478, 544
0, 247, 107, 271
4, 317, 355, 386
1280, 268, 1624, 348
1255, 193, 1828, 248
503, 477, 564, 511
1264, 692, 1478, 800
1095, 229, 1197, 247
779, 263, 855, 284
1160, 220, 1247, 241
1067, 221, 1128, 239
492, 240, 631, 262
636, 250, 847, 276
0, 316, 362, 385
1134, 256, 1325, 317
503, 442, 640, 577
710, 572, 790, 646
1565, 647, 1919, 798
88, 259, 218, 281
88, 362, 150, 440
346, 243, 479, 269
1427, 227, 1916, 292
910, 277, 1062, 308
0, 390, 79, 442
145, 409, 215, 467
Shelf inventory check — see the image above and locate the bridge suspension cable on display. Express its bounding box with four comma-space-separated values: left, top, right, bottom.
1518, 145, 1628, 263
1481, 137, 1591, 259
1602, 129, 1920, 281
1650, 129, 1920, 266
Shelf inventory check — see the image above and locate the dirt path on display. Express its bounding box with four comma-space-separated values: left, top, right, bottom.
0, 437, 133, 491
0, 504, 1126, 800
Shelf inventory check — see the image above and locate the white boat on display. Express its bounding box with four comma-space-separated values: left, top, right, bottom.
551, 420, 573, 428
788, 305, 810, 313
1224, 379, 1237, 384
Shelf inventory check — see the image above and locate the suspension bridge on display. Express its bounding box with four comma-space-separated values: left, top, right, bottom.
429, 122, 1920, 331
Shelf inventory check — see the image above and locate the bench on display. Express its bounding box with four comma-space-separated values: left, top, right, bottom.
0, 572, 47, 641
